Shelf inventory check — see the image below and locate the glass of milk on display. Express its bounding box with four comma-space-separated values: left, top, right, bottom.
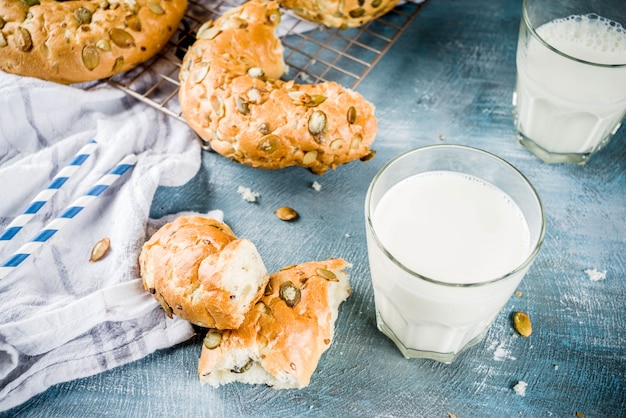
364, 145, 545, 363
513, 0, 626, 164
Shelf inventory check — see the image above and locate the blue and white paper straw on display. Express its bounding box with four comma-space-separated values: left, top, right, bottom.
0, 153, 137, 281
0, 140, 99, 251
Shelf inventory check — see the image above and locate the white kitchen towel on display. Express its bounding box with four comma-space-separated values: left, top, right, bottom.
0, 72, 217, 412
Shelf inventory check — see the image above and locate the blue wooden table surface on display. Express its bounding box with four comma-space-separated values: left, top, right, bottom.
7, 0, 625, 416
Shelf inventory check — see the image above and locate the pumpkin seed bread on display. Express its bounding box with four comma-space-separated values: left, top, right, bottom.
179, 0, 377, 174
278, 0, 400, 28
0, 0, 187, 84
139, 216, 270, 330
198, 258, 351, 389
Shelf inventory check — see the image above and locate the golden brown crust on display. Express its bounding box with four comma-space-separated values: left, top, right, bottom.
278, 0, 401, 28
139, 216, 270, 330
198, 258, 351, 389
179, 0, 377, 174
0, 0, 187, 84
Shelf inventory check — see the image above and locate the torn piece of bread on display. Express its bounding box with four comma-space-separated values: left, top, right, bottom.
139, 216, 269, 330
198, 258, 351, 389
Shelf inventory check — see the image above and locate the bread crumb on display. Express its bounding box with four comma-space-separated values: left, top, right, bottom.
237, 185, 260, 203
513, 380, 527, 397
311, 181, 322, 191
344, 233, 351, 238
584, 268, 606, 281
515, 290, 523, 297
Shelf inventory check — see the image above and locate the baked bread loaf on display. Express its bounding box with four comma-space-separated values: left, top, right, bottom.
0, 0, 187, 84
179, 0, 377, 174
198, 258, 351, 389
278, 0, 400, 28
139, 216, 270, 330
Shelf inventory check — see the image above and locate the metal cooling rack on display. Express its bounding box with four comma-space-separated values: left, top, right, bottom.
107, 0, 427, 123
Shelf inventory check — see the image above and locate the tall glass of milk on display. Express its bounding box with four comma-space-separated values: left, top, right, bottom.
365, 145, 545, 363
513, 0, 626, 164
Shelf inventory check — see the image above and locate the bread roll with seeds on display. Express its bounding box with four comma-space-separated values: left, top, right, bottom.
0, 0, 187, 84
278, 0, 400, 28
179, 0, 377, 174
139, 216, 270, 330
198, 258, 351, 389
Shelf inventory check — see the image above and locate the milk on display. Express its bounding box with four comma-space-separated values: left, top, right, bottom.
367, 171, 532, 358
514, 14, 626, 156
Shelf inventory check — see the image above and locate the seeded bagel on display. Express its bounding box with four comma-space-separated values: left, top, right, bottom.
178, 0, 377, 174
0, 0, 187, 84
278, 0, 400, 28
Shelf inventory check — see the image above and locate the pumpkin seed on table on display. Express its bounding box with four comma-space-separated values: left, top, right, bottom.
275, 206, 298, 221
89, 237, 110, 262
513, 311, 532, 337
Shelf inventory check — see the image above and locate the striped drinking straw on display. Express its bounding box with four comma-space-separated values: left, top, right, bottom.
0, 139, 99, 251
0, 153, 138, 281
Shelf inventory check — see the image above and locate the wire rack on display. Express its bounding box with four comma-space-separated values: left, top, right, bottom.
108, 0, 427, 123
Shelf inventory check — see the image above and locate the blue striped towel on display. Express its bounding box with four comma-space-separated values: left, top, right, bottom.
0, 72, 218, 411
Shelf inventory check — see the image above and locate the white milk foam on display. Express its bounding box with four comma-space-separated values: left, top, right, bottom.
538, 14, 626, 65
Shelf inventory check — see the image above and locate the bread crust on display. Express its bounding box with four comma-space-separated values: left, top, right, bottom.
198, 258, 351, 389
179, 0, 377, 174
0, 0, 187, 84
139, 216, 270, 330
278, 0, 401, 28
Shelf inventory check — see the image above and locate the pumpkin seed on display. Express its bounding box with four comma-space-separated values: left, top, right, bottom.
197, 24, 221, 40
302, 150, 317, 165
222, 16, 248, 30
82, 45, 100, 70
203, 329, 222, 349
110, 28, 135, 48
347, 106, 357, 124
147, 1, 165, 15
112, 56, 124, 72
257, 122, 271, 135
513, 311, 532, 337
308, 110, 327, 136
89, 237, 110, 262
264, 281, 273, 296
19, 0, 40, 6
125, 14, 142, 32
192, 61, 210, 83
236, 96, 250, 115
350, 134, 362, 149
256, 301, 272, 315
317, 268, 338, 282
330, 138, 345, 150
371, 0, 382, 7
247, 87, 262, 104
279, 281, 301, 307
257, 134, 281, 154
266, 9, 281, 25
96, 39, 111, 51
210, 94, 225, 118
247, 67, 265, 78
0, 17, 4, 29
360, 150, 376, 161
74, 7, 93, 25
275, 206, 298, 221
231, 358, 253, 373
349, 8, 365, 18
14, 27, 33, 52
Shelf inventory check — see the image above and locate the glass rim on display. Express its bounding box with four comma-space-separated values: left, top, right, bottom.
365, 144, 547, 288
522, 0, 626, 68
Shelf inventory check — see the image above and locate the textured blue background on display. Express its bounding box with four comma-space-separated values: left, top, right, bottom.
8, 0, 625, 416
